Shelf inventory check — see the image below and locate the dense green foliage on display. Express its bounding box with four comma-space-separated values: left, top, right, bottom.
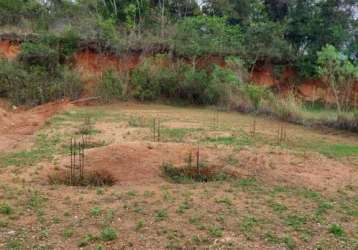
96, 70, 124, 103
0, 59, 82, 105
0, 0, 356, 76
0, 0, 357, 131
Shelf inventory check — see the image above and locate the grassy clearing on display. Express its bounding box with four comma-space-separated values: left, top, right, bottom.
0, 104, 357, 249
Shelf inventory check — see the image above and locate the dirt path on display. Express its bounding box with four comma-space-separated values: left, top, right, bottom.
0, 100, 72, 152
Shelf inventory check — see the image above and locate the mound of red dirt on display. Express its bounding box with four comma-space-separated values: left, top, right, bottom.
52, 142, 357, 193
55, 142, 226, 185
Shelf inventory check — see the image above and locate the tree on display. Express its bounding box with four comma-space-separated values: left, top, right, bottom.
173, 16, 243, 63
286, 0, 357, 77
243, 20, 292, 71
317, 45, 358, 112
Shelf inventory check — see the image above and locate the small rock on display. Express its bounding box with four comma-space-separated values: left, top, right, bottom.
7, 230, 16, 235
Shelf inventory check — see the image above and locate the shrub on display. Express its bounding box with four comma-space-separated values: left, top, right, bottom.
0, 60, 83, 106
19, 37, 59, 72
240, 84, 271, 111
61, 26, 80, 58
209, 65, 240, 106
131, 60, 161, 101
61, 67, 83, 100
97, 70, 124, 102
179, 68, 211, 104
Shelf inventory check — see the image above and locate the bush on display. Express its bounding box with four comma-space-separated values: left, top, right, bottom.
208, 65, 240, 106
131, 62, 159, 101
61, 26, 80, 58
19, 35, 59, 72
97, 70, 124, 102
0, 60, 83, 106
130, 56, 244, 106
179, 68, 211, 104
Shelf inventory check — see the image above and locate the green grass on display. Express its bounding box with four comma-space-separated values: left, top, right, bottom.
290, 139, 358, 158
317, 143, 358, 158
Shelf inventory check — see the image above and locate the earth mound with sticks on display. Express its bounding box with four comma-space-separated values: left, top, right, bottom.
50, 141, 357, 192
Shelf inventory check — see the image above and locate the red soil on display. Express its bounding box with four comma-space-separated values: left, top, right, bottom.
74, 50, 141, 76
0, 40, 20, 60
250, 64, 277, 87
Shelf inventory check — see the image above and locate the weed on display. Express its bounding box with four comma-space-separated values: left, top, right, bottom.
215, 197, 233, 206
189, 214, 205, 230
285, 214, 307, 231
208, 225, 223, 237
90, 207, 102, 217
205, 135, 252, 149
224, 155, 239, 165
135, 220, 145, 231
240, 216, 259, 237
154, 209, 168, 222
282, 235, 296, 249
161, 162, 224, 183
78, 234, 98, 247
143, 191, 155, 198
100, 227, 118, 241
0, 203, 12, 215
0, 220, 8, 228
315, 201, 333, 218
126, 190, 137, 197
264, 232, 281, 244
269, 201, 288, 213
266, 232, 296, 248
26, 191, 46, 211
161, 128, 199, 142
96, 188, 104, 195
103, 209, 116, 225
63, 227, 74, 239
177, 200, 191, 214
329, 224, 345, 237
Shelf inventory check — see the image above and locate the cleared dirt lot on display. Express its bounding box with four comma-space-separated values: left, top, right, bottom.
0, 102, 358, 249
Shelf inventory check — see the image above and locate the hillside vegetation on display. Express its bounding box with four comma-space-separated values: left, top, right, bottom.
0, 0, 357, 131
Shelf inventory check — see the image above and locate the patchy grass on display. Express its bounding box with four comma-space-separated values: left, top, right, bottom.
0, 133, 61, 167
0, 103, 357, 249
